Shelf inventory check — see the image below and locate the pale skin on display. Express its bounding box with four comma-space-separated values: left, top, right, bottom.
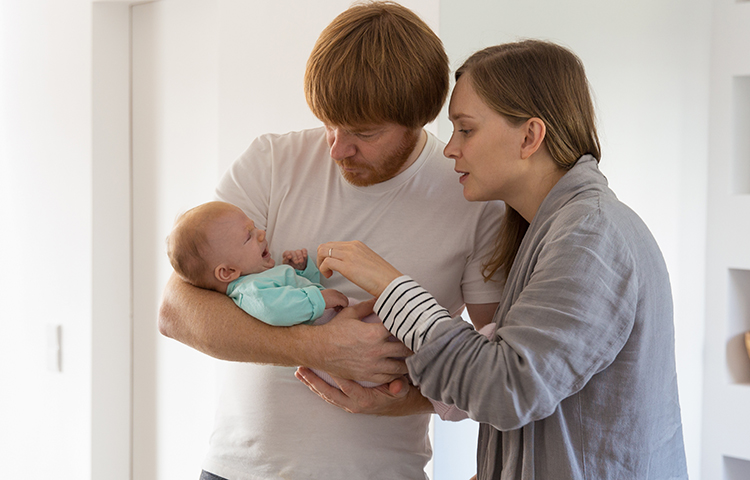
159, 122, 497, 414
297, 74, 565, 419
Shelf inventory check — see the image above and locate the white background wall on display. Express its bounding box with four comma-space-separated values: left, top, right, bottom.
0, 0, 716, 479
1, 1, 95, 478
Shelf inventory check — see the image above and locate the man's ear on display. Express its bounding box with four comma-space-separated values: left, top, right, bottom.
520, 117, 546, 159
215, 264, 241, 283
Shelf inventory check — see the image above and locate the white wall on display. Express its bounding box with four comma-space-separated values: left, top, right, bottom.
0, 0, 94, 478
129, 2, 219, 478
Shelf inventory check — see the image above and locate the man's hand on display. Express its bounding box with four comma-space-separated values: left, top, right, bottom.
300, 299, 412, 384
295, 367, 434, 417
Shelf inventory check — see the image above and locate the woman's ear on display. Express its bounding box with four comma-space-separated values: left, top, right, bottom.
520, 118, 546, 159
215, 264, 241, 283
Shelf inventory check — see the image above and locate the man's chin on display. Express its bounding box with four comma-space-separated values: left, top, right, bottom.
340, 168, 375, 187
342, 173, 375, 187
340, 167, 399, 187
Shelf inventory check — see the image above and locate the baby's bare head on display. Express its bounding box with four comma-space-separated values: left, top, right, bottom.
167, 201, 239, 290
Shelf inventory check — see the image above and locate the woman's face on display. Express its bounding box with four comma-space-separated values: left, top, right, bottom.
444, 75, 527, 203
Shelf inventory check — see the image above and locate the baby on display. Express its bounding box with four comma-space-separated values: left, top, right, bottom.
167, 201, 385, 388
167, 201, 349, 326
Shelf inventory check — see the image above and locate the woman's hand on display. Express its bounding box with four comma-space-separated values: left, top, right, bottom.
295, 367, 434, 417
317, 241, 403, 297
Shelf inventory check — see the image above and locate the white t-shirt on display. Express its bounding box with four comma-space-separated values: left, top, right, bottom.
205, 127, 503, 480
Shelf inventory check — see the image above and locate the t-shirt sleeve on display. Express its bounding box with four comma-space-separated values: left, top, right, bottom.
215, 135, 273, 229
460, 200, 505, 305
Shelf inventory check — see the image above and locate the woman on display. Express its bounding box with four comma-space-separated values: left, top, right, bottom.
301, 40, 688, 479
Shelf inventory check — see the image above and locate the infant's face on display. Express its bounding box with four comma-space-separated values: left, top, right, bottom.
210, 207, 275, 276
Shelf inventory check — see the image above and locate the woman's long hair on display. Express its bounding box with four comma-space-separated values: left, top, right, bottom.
457, 40, 601, 280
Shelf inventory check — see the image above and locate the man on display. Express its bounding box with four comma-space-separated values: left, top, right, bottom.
158, 3, 503, 479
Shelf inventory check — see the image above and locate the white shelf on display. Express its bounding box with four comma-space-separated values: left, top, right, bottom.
727, 269, 750, 384
704, 1, 750, 479
724, 456, 750, 480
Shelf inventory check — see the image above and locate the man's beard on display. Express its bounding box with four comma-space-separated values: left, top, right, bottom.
338, 129, 420, 187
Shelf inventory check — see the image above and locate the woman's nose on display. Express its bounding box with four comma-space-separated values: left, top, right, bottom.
443, 134, 459, 159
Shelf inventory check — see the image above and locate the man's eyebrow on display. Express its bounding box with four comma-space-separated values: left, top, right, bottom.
349, 126, 383, 134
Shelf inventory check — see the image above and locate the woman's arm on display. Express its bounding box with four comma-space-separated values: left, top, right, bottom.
391, 236, 639, 430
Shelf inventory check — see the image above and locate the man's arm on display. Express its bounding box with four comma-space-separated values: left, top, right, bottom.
158, 273, 410, 383
159, 273, 306, 363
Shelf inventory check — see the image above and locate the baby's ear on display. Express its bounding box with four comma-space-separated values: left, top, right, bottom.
215, 264, 241, 283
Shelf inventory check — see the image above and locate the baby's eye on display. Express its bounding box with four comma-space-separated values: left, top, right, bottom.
459, 129, 472, 135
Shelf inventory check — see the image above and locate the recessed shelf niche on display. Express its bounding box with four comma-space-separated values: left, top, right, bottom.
727, 269, 750, 384
733, 76, 750, 194
724, 456, 750, 480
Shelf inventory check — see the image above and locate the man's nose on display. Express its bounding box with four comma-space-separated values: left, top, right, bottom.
328, 130, 357, 160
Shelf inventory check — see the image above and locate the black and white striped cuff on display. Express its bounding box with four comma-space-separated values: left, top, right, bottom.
374, 276, 452, 352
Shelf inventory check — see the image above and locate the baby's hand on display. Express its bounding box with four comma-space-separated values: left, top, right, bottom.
321, 289, 349, 311
282, 248, 308, 271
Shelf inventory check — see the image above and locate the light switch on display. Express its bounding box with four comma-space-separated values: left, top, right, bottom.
47, 324, 62, 373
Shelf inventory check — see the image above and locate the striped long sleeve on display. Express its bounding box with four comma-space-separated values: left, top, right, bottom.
374, 276, 454, 352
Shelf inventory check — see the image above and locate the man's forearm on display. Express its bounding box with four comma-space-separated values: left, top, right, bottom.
158, 273, 321, 366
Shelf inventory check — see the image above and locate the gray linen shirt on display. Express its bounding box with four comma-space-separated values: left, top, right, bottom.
375, 156, 688, 479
